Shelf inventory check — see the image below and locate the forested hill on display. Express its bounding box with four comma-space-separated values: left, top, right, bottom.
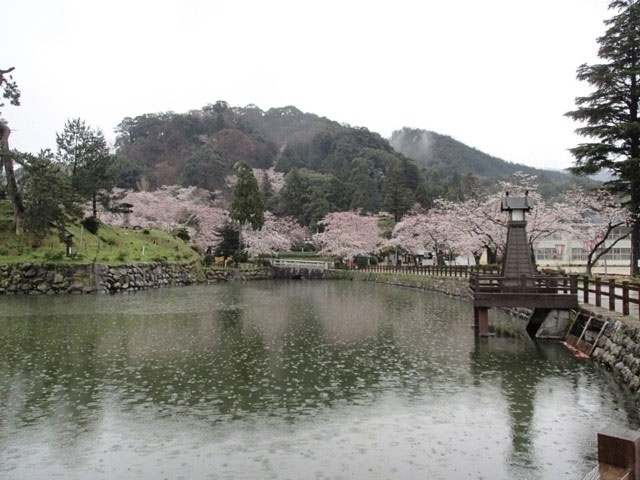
389, 128, 589, 196
112, 102, 589, 226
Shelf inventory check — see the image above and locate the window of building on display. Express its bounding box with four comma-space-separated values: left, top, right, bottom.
600, 247, 631, 260
571, 248, 587, 261
535, 248, 557, 260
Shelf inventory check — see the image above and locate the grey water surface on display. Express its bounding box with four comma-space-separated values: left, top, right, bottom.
0, 280, 637, 479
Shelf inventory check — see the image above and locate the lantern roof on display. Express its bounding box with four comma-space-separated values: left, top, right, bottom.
500, 191, 535, 212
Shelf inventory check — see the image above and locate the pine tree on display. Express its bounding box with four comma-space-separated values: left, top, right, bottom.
230, 161, 265, 230
260, 174, 277, 211
382, 161, 414, 222
566, 0, 640, 275
214, 222, 240, 260
20, 150, 79, 242
56, 118, 116, 218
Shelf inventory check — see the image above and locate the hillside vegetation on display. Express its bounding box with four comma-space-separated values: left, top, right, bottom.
0, 200, 199, 264
389, 128, 594, 197
111, 102, 592, 226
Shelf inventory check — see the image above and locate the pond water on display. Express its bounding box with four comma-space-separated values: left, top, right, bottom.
0, 280, 638, 479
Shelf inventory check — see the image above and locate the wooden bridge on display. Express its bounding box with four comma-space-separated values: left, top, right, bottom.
359, 264, 640, 318
469, 272, 578, 336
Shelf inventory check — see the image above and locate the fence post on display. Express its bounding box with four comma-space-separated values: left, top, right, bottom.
595, 277, 602, 307
609, 278, 616, 312
521, 274, 527, 293
623, 281, 630, 316
583, 276, 590, 304
570, 275, 578, 295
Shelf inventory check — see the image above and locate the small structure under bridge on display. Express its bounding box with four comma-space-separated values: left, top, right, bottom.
469, 192, 578, 336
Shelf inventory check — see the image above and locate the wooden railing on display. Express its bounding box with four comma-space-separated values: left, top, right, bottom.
270, 259, 330, 270
578, 276, 640, 317
357, 264, 500, 277
468, 274, 578, 295
355, 264, 639, 317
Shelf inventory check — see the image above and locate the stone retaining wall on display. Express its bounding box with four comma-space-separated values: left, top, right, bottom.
590, 309, 640, 403
203, 267, 274, 283
0, 262, 277, 295
0, 262, 201, 294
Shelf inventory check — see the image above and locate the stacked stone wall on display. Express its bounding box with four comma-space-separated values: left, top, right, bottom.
0, 262, 200, 294
0, 263, 276, 295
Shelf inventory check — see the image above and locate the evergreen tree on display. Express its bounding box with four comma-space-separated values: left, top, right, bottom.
20, 150, 79, 242
179, 145, 228, 190
278, 167, 307, 218
56, 118, 116, 217
303, 190, 331, 230
230, 161, 265, 230
382, 161, 414, 221
566, 0, 640, 275
260, 174, 277, 211
214, 222, 240, 259
349, 158, 378, 213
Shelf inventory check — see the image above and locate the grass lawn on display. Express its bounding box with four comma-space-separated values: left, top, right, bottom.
0, 200, 200, 265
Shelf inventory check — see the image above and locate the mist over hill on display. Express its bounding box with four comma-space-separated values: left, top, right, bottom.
389, 128, 592, 197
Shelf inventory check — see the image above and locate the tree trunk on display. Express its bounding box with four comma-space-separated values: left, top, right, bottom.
92, 192, 97, 218
631, 202, 639, 277
586, 252, 594, 277
0, 123, 24, 234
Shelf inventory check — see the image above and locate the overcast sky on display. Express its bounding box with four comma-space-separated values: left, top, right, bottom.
3, 0, 610, 171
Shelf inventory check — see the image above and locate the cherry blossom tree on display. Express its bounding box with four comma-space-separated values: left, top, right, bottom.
312, 211, 383, 259
385, 172, 577, 266
242, 212, 307, 256
386, 204, 485, 265
564, 189, 633, 275
96, 186, 228, 246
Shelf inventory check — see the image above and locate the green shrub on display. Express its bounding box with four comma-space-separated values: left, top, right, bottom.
117, 252, 127, 262
142, 229, 150, 235
233, 250, 248, 264
43, 250, 65, 262
203, 253, 214, 267
175, 227, 190, 242
81, 216, 101, 235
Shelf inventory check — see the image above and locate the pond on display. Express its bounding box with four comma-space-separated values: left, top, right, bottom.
0, 280, 637, 479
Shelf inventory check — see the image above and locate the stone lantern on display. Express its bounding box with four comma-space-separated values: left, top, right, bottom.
65, 233, 74, 257
500, 191, 533, 221
500, 191, 536, 282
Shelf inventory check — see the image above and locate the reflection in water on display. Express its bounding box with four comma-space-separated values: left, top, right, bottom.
0, 281, 638, 479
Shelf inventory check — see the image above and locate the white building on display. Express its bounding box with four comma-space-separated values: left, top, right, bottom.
534, 226, 632, 275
